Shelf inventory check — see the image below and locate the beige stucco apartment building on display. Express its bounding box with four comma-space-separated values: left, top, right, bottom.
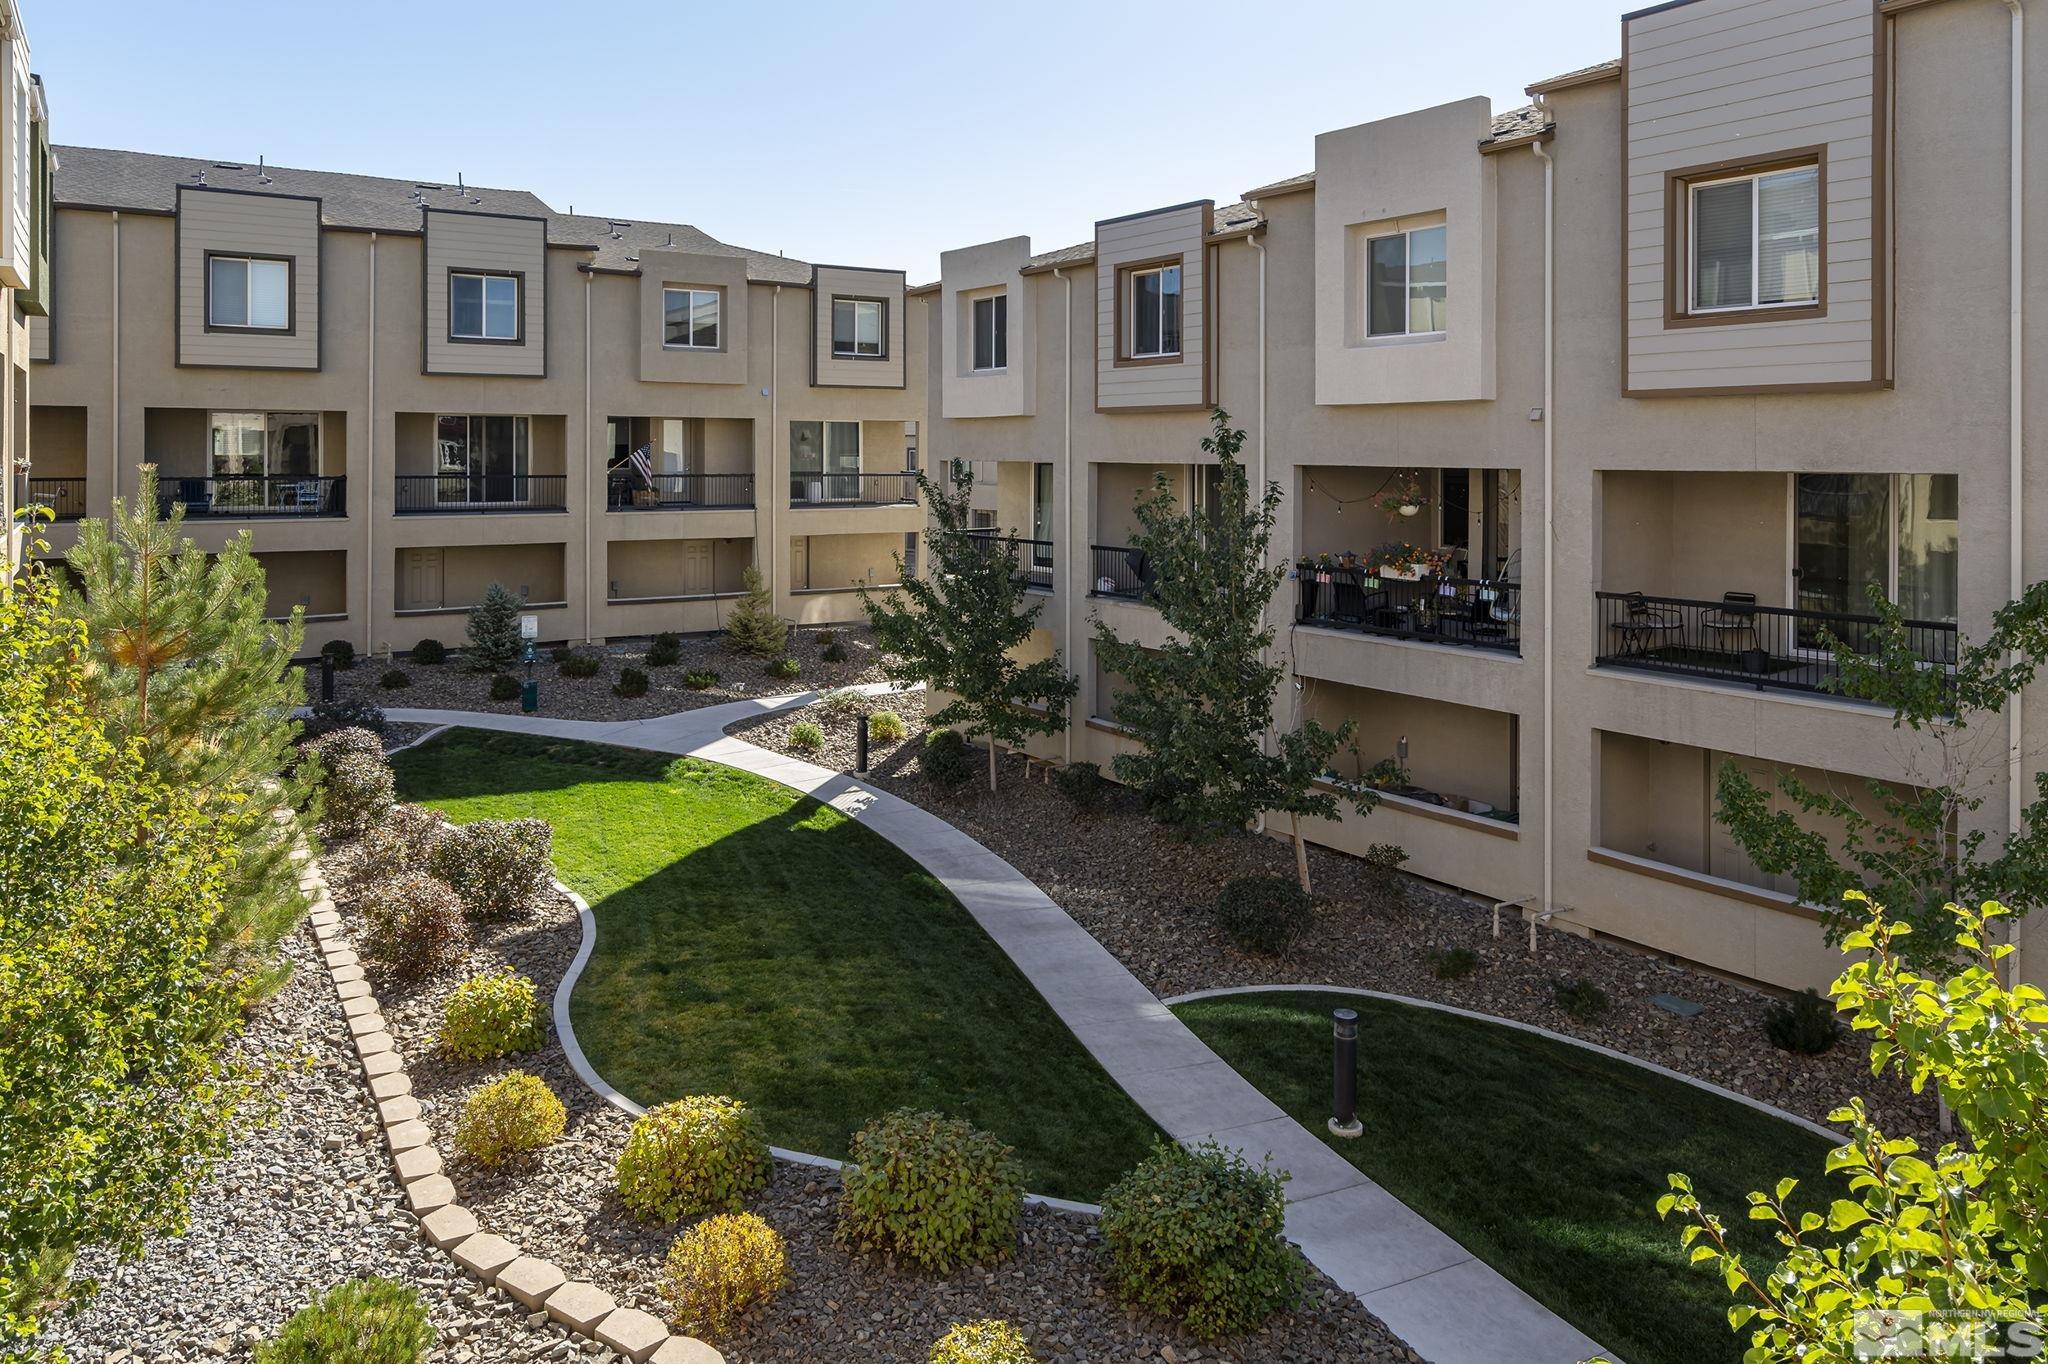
28, 148, 927, 646
919, 0, 2047, 993
0, 0, 50, 572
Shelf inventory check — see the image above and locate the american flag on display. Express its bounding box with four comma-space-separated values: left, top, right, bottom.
627, 443, 655, 487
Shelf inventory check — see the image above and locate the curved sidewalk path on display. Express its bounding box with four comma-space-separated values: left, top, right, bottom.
384, 696, 1610, 1364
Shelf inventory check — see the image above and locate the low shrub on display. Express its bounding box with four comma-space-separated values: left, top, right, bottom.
814, 629, 837, 647
323, 753, 396, 836
930, 1320, 1037, 1364
820, 687, 866, 714
788, 721, 825, 753
868, 710, 908, 742
658, 1211, 787, 1341
764, 656, 801, 680
821, 641, 848, 663
616, 1095, 774, 1223
378, 668, 412, 691
353, 804, 449, 884
1363, 842, 1409, 884
455, 1071, 565, 1167
921, 729, 971, 786
254, 1276, 433, 1364
1213, 876, 1311, 956
430, 817, 554, 922
303, 699, 387, 739
1429, 947, 1478, 981
1053, 761, 1104, 815
1763, 988, 1840, 1055
558, 652, 601, 679
837, 1110, 1023, 1272
319, 639, 357, 671
488, 674, 521, 703
614, 667, 650, 698
549, 645, 575, 666
646, 633, 682, 667
308, 726, 386, 769
357, 876, 469, 983
411, 638, 446, 665
682, 669, 719, 690
1551, 977, 1611, 1023
1099, 1141, 1304, 1340
440, 969, 544, 1060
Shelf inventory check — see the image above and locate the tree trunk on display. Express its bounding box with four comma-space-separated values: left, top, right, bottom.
987, 731, 999, 793
1291, 811, 1312, 896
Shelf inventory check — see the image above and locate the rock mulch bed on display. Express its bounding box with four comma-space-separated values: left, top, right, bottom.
322, 818, 1420, 1364
38, 933, 569, 1363
723, 714, 1939, 1147
722, 685, 923, 775
314, 625, 893, 724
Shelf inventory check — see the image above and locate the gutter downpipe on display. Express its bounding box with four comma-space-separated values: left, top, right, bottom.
1246, 225, 1276, 846
1054, 266, 1075, 766
110, 212, 119, 504
583, 270, 593, 644
1532, 106, 1557, 922
366, 232, 377, 654
770, 285, 781, 599
2001, 0, 2026, 984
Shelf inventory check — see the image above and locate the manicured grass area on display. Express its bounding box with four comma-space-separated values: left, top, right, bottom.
1173, 991, 1833, 1364
394, 729, 1161, 1200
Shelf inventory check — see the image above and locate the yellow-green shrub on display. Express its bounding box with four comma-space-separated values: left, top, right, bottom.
454, 1071, 565, 1167
837, 1109, 1022, 1271
616, 1095, 773, 1223
929, 1320, 1037, 1364
658, 1211, 787, 1340
255, 1277, 433, 1364
439, 969, 543, 1060
868, 710, 908, 742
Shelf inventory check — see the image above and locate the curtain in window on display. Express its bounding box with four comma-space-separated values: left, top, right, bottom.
1692, 180, 1755, 309
1896, 474, 1959, 629
824, 421, 862, 499
1368, 236, 1407, 336
1757, 167, 1820, 305
249, 261, 289, 329
1407, 226, 1447, 334
483, 277, 517, 339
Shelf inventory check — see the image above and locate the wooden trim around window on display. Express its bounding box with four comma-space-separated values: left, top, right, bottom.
1662, 145, 1829, 329
447, 267, 527, 346
829, 294, 890, 361
202, 250, 298, 336
1111, 255, 1187, 368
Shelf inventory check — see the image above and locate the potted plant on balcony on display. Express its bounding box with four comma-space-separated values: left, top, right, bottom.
1365, 541, 1444, 582
1378, 473, 1430, 519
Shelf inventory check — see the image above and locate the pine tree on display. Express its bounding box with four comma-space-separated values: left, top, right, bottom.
465, 581, 525, 672
724, 565, 788, 658
1093, 409, 1371, 891
61, 464, 311, 996
858, 467, 1076, 792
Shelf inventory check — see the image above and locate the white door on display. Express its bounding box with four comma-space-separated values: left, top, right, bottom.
789, 536, 809, 592
401, 548, 444, 611
681, 541, 713, 597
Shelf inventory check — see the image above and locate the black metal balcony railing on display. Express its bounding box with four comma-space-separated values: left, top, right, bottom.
26, 476, 85, 521
1297, 569, 1521, 654
394, 474, 567, 514
158, 475, 347, 518
959, 531, 1053, 593
1593, 591, 1957, 698
1089, 544, 1152, 601
607, 472, 755, 510
788, 471, 917, 506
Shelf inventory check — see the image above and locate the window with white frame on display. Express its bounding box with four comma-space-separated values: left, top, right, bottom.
663, 287, 720, 349
1365, 225, 1446, 338
450, 271, 520, 340
207, 255, 290, 330
971, 293, 1007, 371
1124, 263, 1181, 358
1689, 163, 1820, 313
832, 297, 885, 357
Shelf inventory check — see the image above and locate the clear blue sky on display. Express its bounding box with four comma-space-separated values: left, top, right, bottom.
31, 0, 1619, 282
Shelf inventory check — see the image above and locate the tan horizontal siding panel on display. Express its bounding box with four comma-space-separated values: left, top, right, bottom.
1630, 109, 1872, 165
1629, 73, 1872, 136
177, 188, 320, 370
1629, 33, 1871, 107
1628, 0, 1868, 67
423, 210, 545, 376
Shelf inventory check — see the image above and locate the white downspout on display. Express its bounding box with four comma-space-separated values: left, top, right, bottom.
582, 270, 593, 643
1246, 225, 1274, 845
110, 211, 119, 502
1054, 265, 1075, 766
769, 284, 781, 596
365, 232, 377, 653
1532, 110, 1557, 920
2001, 0, 2026, 983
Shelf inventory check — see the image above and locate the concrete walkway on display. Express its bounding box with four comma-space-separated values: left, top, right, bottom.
383, 697, 1610, 1364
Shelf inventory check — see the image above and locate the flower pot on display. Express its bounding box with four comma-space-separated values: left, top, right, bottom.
1398, 503, 1421, 517
1380, 564, 1423, 581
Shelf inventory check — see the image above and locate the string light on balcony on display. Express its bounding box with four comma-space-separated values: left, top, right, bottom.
1306, 470, 1429, 515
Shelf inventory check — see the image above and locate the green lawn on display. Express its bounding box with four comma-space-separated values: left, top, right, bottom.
393, 729, 1161, 1200
1173, 991, 1833, 1364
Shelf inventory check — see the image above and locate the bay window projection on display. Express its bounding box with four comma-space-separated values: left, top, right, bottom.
1689, 163, 1820, 313
1366, 225, 1446, 338
790, 420, 863, 501
663, 287, 720, 349
207, 254, 289, 330
832, 297, 885, 357
972, 293, 1007, 371
434, 415, 530, 505
1125, 263, 1181, 358
450, 271, 519, 340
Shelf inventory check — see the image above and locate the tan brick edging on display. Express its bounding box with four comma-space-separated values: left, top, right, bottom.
292, 848, 723, 1364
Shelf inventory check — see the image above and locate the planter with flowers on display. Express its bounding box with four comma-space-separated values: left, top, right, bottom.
1365, 541, 1447, 582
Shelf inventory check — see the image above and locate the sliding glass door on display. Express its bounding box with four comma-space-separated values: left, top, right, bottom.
435, 415, 530, 506
789, 421, 862, 501
1792, 473, 1958, 651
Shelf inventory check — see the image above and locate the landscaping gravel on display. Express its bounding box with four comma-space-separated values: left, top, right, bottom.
39, 930, 572, 1364
724, 710, 1940, 1147
323, 818, 1420, 1364
313, 624, 893, 723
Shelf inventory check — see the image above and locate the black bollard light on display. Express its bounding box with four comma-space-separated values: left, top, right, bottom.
1328, 1007, 1362, 1139
855, 712, 870, 773
320, 654, 335, 703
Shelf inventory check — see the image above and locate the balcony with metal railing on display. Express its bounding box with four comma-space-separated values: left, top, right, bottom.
157, 474, 347, 519
394, 474, 566, 514
26, 476, 85, 521
1088, 544, 1152, 602
788, 471, 918, 507
607, 472, 755, 510
1297, 568, 1520, 655
960, 531, 1053, 593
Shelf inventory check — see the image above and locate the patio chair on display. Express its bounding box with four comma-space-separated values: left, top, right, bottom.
1617, 591, 1683, 658
1701, 591, 1765, 671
